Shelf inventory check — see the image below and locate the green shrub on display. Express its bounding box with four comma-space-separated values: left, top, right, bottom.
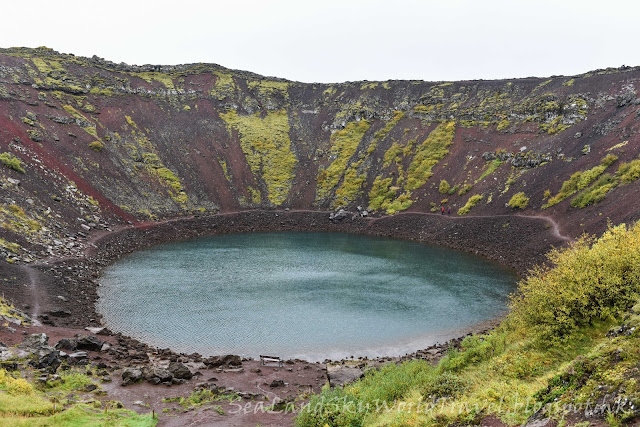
544, 155, 617, 208
457, 194, 483, 215
571, 174, 617, 208
508, 222, 640, 345
507, 192, 529, 209
0, 153, 25, 173
439, 179, 450, 194
617, 159, 640, 184
88, 141, 104, 152
458, 183, 472, 196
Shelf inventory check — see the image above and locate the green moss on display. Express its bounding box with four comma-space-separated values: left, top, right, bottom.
405, 121, 456, 191
496, 118, 510, 131
458, 183, 472, 195
88, 141, 104, 152
247, 80, 289, 99
133, 71, 175, 90
569, 159, 640, 208
571, 174, 617, 208
0, 238, 20, 254
360, 82, 378, 90
439, 179, 450, 194
0, 153, 25, 173
544, 155, 617, 208
220, 109, 297, 205
367, 176, 413, 214
458, 194, 483, 215
316, 120, 371, 202
209, 72, 236, 100
508, 192, 530, 209
477, 159, 504, 183
247, 186, 261, 204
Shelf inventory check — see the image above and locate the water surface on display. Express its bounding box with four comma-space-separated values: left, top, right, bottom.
98, 232, 517, 361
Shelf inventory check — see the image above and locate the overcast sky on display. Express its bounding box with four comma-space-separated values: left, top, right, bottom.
3, 0, 639, 83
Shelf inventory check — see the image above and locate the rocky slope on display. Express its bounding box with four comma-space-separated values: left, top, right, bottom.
0, 47, 639, 266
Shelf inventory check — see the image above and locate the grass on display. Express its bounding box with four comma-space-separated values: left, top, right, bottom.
457, 194, 483, 215
0, 368, 155, 426
316, 120, 371, 202
405, 121, 456, 191
544, 154, 618, 208
508, 192, 529, 209
0, 153, 25, 173
296, 222, 640, 426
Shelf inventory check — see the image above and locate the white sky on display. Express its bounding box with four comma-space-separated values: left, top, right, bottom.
2, 0, 639, 83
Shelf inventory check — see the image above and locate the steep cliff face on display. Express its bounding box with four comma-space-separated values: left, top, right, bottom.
1, 47, 639, 262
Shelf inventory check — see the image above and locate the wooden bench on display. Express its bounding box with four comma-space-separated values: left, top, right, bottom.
259, 355, 283, 367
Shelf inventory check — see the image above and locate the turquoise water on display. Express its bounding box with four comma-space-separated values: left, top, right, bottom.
97, 232, 517, 361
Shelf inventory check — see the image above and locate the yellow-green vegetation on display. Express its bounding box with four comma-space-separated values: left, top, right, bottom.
0, 238, 20, 254
367, 176, 413, 214
62, 105, 99, 139
134, 72, 174, 90
608, 140, 629, 151
0, 368, 155, 425
507, 192, 530, 209
0, 153, 25, 173
0, 203, 42, 235
544, 154, 618, 208
221, 109, 297, 205
562, 78, 575, 87
163, 389, 240, 412
477, 159, 504, 183
405, 121, 456, 190
571, 159, 640, 208
247, 80, 289, 99
296, 222, 640, 427
496, 118, 510, 131
316, 120, 371, 202
0, 297, 28, 324
458, 183, 472, 196
322, 86, 337, 97
209, 71, 236, 100
88, 141, 104, 152
457, 194, 483, 215
368, 111, 405, 156
329, 111, 402, 207
438, 179, 450, 194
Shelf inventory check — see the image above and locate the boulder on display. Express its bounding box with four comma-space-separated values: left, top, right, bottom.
269, 379, 285, 388
326, 364, 365, 387
203, 354, 242, 368
35, 349, 61, 372
168, 361, 192, 380
121, 367, 143, 386
18, 333, 49, 352
142, 367, 173, 384
76, 335, 104, 351
55, 338, 78, 351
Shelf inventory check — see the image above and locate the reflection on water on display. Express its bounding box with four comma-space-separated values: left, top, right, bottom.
97, 232, 517, 361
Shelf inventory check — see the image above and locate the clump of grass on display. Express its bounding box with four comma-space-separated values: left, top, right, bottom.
0, 152, 25, 173
507, 192, 529, 209
544, 155, 617, 208
438, 179, 450, 194
88, 141, 104, 152
457, 194, 483, 215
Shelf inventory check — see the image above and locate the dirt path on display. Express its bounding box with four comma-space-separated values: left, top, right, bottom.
366, 210, 574, 243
